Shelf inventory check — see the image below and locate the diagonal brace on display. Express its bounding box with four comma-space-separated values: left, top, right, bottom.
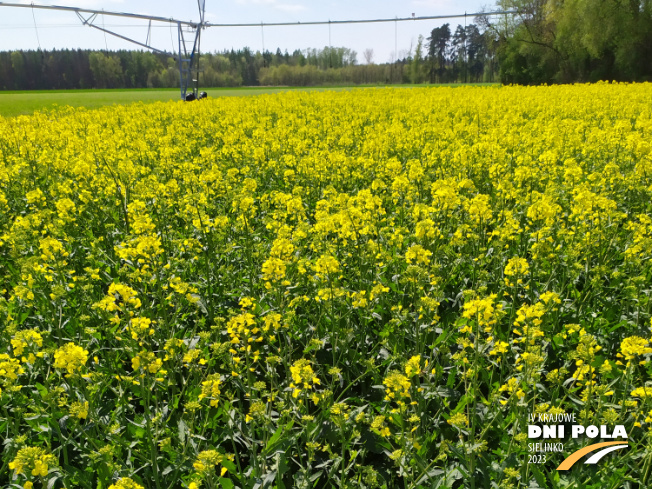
76, 11, 171, 56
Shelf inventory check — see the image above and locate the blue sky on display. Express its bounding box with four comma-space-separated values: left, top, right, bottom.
0, 1, 496, 63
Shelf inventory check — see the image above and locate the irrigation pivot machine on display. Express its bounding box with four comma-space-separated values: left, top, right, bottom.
0, 1, 209, 101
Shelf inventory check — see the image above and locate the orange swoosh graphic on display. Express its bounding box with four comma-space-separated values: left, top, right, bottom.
556, 441, 628, 470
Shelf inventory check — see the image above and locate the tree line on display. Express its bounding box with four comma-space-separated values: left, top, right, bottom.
491, 0, 652, 84
0, 24, 500, 91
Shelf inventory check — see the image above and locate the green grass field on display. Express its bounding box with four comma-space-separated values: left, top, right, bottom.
0, 84, 497, 117
0, 87, 360, 117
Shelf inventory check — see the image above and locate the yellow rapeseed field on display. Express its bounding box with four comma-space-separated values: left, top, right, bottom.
1, 84, 651, 488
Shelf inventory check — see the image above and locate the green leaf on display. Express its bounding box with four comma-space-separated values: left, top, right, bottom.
35, 382, 48, 398
178, 419, 187, 445
263, 420, 293, 455
531, 465, 547, 488
219, 477, 235, 489
446, 370, 456, 388
221, 458, 238, 475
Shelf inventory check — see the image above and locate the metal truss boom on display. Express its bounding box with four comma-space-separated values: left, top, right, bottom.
0, 2, 518, 28
206, 11, 519, 28
0, 2, 518, 29
74, 12, 169, 56
0, 2, 197, 27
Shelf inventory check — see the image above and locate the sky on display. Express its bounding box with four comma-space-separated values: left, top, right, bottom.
0, 1, 497, 63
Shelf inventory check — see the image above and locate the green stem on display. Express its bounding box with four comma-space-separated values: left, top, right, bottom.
144, 377, 162, 489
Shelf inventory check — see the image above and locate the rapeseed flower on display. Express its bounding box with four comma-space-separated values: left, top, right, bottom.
53, 343, 88, 376
108, 478, 144, 489
193, 450, 230, 477
383, 371, 411, 406
618, 336, 652, 367
198, 374, 222, 407
462, 294, 503, 334
290, 359, 320, 398
405, 355, 426, 378
8, 446, 57, 477
631, 387, 652, 398
11, 329, 43, 360
0, 353, 25, 382
131, 350, 163, 374
504, 257, 529, 286
405, 244, 432, 265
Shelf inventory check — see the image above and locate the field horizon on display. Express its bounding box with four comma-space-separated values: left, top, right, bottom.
0, 83, 498, 117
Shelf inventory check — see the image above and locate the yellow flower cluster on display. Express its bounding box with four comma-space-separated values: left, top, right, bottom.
512, 302, 547, 346
261, 257, 286, 283
128, 317, 154, 341
447, 412, 469, 428
108, 478, 145, 489
11, 329, 43, 361
69, 400, 90, 420
53, 343, 88, 375
405, 244, 432, 265
226, 311, 263, 368
96, 283, 141, 314
503, 257, 529, 286
198, 374, 222, 407
313, 254, 340, 278
0, 353, 25, 382
131, 350, 163, 374
618, 336, 652, 367
631, 387, 652, 398
499, 377, 526, 405
461, 294, 503, 334
8, 446, 57, 477
383, 371, 411, 407
290, 359, 320, 398
193, 450, 230, 477
371, 415, 391, 438
405, 355, 426, 378
163, 338, 186, 360
245, 400, 267, 423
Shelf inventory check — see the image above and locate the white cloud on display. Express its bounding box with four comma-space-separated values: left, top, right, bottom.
17, 0, 124, 7
236, 0, 307, 13
275, 3, 307, 13
410, 0, 453, 8
236, 0, 276, 5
